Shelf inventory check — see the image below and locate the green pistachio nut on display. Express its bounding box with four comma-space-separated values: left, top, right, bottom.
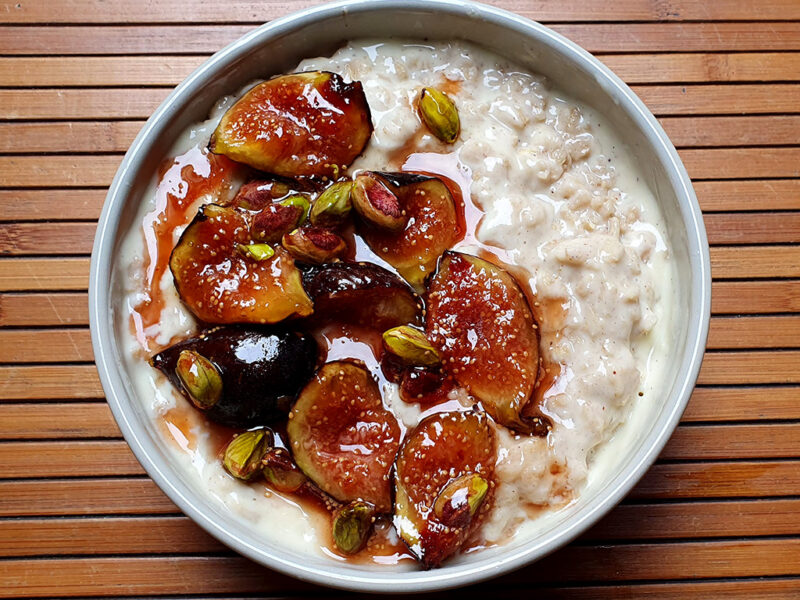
309, 180, 353, 227
332, 500, 375, 555
433, 473, 488, 528
262, 447, 307, 493
175, 349, 223, 410
418, 87, 460, 144
382, 325, 441, 367
281, 226, 347, 264
237, 242, 275, 262
222, 428, 273, 481
279, 194, 311, 226
351, 172, 406, 231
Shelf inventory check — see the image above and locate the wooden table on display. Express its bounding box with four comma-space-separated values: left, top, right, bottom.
1, 1, 800, 597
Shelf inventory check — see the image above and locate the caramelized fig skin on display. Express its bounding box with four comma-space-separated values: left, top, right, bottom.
210, 71, 373, 178
151, 326, 319, 428
394, 410, 496, 568
169, 203, 313, 324
287, 361, 401, 512
300, 261, 423, 330
426, 252, 545, 434
357, 172, 461, 289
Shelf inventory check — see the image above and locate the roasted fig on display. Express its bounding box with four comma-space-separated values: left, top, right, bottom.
286, 361, 401, 512
394, 410, 496, 567
170, 203, 313, 324
357, 172, 460, 289
151, 326, 319, 428
210, 71, 372, 179
301, 261, 422, 330
426, 252, 545, 434
282, 226, 347, 264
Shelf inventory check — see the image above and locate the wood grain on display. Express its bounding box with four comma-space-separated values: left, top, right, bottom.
0, 365, 102, 400
680, 148, 800, 180
710, 246, 800, 279
712, 280, 800, 314
0, 190, 106, 222
662, 424, 800, 460
698, 351, 800, 385
695, 180, 800, 212
683, 386, 800, 422
0, 402, 119, 439
0, 293, 89, 326
663, 115, 800, 147
0, 440, 144, 478
707, 316, 800, 349
0, 258, 89, 291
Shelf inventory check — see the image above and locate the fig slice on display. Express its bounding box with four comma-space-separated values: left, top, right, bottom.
210, 71, 372, 179
300, 261, 423, 330
170, 203, 313, 324
357, 172, 461, 290
150, 326, 319, 428
394, 410, 496, 568
286, 361, 401, 512
426, 251, 545, 434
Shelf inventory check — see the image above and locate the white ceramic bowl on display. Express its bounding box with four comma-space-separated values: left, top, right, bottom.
90, 0, 710, 592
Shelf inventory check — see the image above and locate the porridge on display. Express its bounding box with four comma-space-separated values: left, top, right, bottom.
117, 40, 674, 567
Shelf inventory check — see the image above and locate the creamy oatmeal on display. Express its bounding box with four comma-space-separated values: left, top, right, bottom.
117, 39, 674, 564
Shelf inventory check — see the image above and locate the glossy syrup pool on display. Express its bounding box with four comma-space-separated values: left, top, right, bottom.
135, 137, 565, 566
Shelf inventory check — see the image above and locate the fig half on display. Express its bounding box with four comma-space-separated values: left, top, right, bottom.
151, 326, 319, 428
426, 252, 545, 434
210, 71, 372, 179
287, 361, 401, 512
170, 203, 313, 324
301, 261, 423, 330
357, 172, 461, 289
394, 410, 496, 568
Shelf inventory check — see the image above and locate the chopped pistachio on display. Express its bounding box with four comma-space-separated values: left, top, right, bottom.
262, 447, 307, 493
282, 226, 346, 264
418, 87, 460, 144
279, 194, 311, 226
382, 325, 441, 367
351, 172, 406, 231
222, 428, 273, 481
309, 181, 353, 227
433, 473, 488, 528
175, 349, 222, 410
332, 500, 375, 554
237, 242, 275, 261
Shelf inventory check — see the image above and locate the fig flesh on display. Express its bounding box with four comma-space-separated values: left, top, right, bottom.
170, 203, 313, 324
286, 361, 401, 512
301, 261, 422, 330
151, 326, 319, 428
394, 410, 496, 567
210, 71, 372, 179
426, 252, 545, 434
357, 172, 460, 289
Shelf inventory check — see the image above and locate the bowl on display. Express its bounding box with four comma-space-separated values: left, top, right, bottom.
90, 0, 710, 592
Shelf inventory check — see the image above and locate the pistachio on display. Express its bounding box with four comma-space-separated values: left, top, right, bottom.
236, 243, 275, 262
433, 473, 488, 529
332, 500, 375, 554
278, 194, 311, 226
418, 87, 460, 144
382, 325, 441, 367
282, 226, 347, 264
262, 447, 307, 493
222, 428, 273, 481
175, 349, 223, 410
352, 172, 406, 231
250, 202, 305, 243
309, 181, 353, 227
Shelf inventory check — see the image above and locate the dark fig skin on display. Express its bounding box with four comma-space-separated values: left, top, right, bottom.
210, 71, 373, 179
300, 261, 423, 330
151, 326, 319, 429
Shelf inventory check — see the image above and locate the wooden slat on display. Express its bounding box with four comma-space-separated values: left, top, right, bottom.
707, 316, 800, 349
0, 329, 93, 363
0, 365, 102, 400
710, 246, 800, 279
705, 213, 800, 245
662, 424, 800, 460
0, 222, 97, 256
0, 441, 144, 478
712, 280, 800, 314
632, 460, 800, 499
584, 498, 800, 541
4, 53, 800, 87
541, 580, 800, 600
0, 478, 177, 516
0, 258, 89, 291
0, 293, 89, 326
680, 148, 800, 180
698, 351, 800, 385
696, 180, 800, 212
0, 155, 120, 188
5, 85, 800, 120
3, 23, 800, 55
4, 0, 800, 23
662, 116, 800, 147
0, 403, 119, 439
0, 190, 106, 222
683, 386, 800, 422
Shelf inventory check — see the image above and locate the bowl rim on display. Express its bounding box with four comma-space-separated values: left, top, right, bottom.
89, 0, 711, 592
